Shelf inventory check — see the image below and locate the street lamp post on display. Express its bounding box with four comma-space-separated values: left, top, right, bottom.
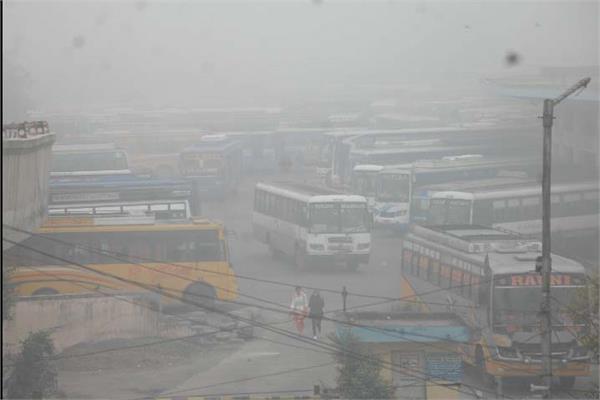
538, 77, 591, 399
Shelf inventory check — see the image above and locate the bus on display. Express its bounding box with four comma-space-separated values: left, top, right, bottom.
179, 134, 243, 199
351, 165, 383, 211
411, 177, 535, 224
356, 156, 535, 231
372, 167, 413, 232
401, 224, 591, 390
48, 175, 200, 215
426, 181, 599, 232
50, 143, 132, 181
5, 199, 238, 306
253, 182, 371, 271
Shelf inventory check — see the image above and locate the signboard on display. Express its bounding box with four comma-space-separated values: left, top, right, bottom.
495, 274, 583, 287
425, 352, 463, 382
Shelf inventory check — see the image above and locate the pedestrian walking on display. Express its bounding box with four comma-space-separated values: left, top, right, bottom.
290, 286, 308, 334
308, 290, 325, 339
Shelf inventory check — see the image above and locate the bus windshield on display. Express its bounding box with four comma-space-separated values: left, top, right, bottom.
182, 154, 224, 176
310, 203, 369, 234
52, 151, 128, 173
493, 286, 582, 330
429, 198, 471, 225
352, 173, 377, 197
377, 174, 410, 202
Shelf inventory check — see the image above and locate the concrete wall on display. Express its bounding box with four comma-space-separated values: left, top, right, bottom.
2, 127, 55, 250
2, 293, 159, 355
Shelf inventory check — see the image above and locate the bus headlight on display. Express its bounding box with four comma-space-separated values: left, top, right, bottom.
309, 243, 325, 251
357, 243, 370, 250
495, 346, 520, 360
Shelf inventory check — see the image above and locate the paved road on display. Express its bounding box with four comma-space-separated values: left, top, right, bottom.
162, 173, 594, 399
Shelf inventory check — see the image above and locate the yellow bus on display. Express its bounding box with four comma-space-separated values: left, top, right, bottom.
401, 224, 590, 391
5, 201, 238, 306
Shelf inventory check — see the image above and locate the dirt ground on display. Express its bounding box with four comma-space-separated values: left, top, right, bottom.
56, 337, 242, 399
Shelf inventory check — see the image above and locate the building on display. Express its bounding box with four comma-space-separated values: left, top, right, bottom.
335, 311, 470, 400
2, 121, 56, 249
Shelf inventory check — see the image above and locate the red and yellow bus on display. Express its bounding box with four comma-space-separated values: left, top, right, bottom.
401, 224, 591, 390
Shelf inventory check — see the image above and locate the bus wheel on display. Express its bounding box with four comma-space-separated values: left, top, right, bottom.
294, 247, 306, 270
559, 377, 575, 390
183, 282, 216, 310
347, 260, 360, 272
32, 288, 59, 296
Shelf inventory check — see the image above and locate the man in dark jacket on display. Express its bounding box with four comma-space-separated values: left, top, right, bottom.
308, 290, 325, 339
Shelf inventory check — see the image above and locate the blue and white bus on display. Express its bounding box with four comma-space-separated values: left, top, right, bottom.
179, 135, 243, 199
350, 164, 383, 211
49, 175, 199, 215
372, 167, 413, 231
355, 156, 537, 231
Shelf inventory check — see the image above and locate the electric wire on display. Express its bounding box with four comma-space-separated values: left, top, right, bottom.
3, 238, 507, 399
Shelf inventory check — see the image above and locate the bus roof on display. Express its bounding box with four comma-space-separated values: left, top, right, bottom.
256, 181, 367, 204
407, 225, 585, 275
353, 164, 384, 172
38, 217, 222, 233
182, 137, 242, 153
53, 143, 121, 152
421, 177, 534, 193
350, 144, 484, 157
431, 180, 598, 200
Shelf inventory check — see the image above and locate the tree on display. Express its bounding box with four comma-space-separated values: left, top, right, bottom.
330, 331, 395, 399
6, 330, 58, 399
567, 274, 599, 358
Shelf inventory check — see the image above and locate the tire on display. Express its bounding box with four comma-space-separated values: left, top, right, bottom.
32, 288, 59, 296
183, 282, 217, 309
559, 376, 576, 390
475, 346, 498, 388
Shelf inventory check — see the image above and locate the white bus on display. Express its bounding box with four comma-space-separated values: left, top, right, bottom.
253, 182, 371, 271
427, 181, 599, 232
373, 167, 413, 231
351, 164, 383, 211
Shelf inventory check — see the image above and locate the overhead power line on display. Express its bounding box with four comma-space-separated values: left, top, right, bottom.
3, 238, 504, 399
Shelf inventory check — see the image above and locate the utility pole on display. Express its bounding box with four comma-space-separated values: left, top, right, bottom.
538, 77, 591, 399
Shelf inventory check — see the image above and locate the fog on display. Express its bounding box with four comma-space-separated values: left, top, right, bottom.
3, 1, 598, 118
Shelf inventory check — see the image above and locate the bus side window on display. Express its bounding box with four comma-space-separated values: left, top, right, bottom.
418, 255, 429, 280
471, 276, 480, 303
473, 201, 492, 226
492, 199, 506, 223
440, 264, 451, 289
461, 271, 471, 298
451, 267, 462, 294
477, 278, 488, 306
402, 249, 412, 273
411, 253, 419, 275
430, 260, 440, 286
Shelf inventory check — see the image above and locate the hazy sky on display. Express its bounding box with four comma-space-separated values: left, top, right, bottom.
3, 0, 598, 115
